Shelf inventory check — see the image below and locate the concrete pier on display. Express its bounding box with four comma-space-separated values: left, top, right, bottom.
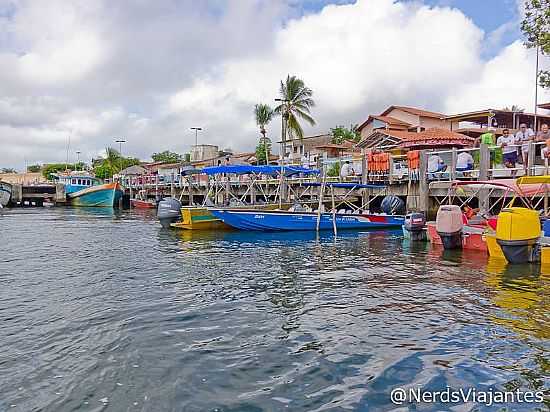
9, 183, 66, 206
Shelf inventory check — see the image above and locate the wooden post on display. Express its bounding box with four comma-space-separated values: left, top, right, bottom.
250, 180, 256, 205
316, 172, 326, 231
361, 150, 368, 184
129, 177, 133, 206
450, 148, 457, 181
388, 156, 394, 185
478, 144, 490, 213
331, 185, 337, 236
418, 150, 429, 213
170, 172, 175, 197
527, 141, 535, 176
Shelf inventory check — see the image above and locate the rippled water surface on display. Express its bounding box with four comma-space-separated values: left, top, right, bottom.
1, 207, 548, 411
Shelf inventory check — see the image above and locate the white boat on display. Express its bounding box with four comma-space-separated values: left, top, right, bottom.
0, 181, 12, 207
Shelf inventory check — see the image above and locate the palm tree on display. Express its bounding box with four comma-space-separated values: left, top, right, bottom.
254, 104, 274, 165
274, 75, 316, 159
502, 105, 525, 112
254, 103, 274, 139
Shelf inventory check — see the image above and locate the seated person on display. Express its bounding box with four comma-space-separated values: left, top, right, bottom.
427, 154, 447, 178
456, 151, 474, 173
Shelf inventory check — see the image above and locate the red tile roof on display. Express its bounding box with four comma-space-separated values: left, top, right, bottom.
398, 128, 475, 148
381, 105, 446, 119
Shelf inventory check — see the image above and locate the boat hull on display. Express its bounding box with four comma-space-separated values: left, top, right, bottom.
68, 182, 122, 207
210, 209, 405, 231
171, 207, 230, 230
131, 198, 156, 209
427, 222, 488, 252
0, 181, 12, 207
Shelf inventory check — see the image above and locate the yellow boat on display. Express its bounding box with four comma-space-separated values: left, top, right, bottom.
171, 207, 231, 230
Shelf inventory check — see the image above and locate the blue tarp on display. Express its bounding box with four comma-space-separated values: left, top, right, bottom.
202, 165, 320, 177
302, 182, 387, 189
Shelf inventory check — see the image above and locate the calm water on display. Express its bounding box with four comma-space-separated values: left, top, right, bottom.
0, 207, 548, 411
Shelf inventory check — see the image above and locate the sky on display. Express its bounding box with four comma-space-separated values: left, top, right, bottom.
0, 0, 549, 170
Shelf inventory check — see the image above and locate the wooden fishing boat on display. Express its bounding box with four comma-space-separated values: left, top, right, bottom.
209, 208, 404, 231
0, 181, 12, 207
55, 174, 123, 207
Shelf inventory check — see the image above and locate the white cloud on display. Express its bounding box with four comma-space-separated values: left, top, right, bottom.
0, 0, 548, 170
445, 40, 550, 113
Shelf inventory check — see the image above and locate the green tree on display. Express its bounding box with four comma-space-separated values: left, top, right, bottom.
42, 163, 76, 179
327, 161, 341, 177
274, 75, 316, 155
521, 0, 550, 88
93, 148, 139, 179
254, 103, 274, 165
151, 150, 182, 163
254, 103, 274, 139
27, 164, 42, 173
1, 167, 16, 174
255, 139, 272, 165
331, 124, 361, 144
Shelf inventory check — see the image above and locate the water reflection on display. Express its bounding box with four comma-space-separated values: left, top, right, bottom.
2, 209, 549, 411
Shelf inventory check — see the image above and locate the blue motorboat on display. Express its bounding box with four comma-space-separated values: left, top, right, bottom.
209, 208, 405, 231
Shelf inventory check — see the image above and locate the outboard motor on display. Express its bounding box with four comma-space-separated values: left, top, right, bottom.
436, 205, 463, 249
157, 197, 182, 228
381, 195, 405, 215
404, 212, 426, 241
496, 207, 540, 264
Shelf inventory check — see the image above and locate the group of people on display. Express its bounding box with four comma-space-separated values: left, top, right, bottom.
495, 123, 550, 175
426, 123, 550, 179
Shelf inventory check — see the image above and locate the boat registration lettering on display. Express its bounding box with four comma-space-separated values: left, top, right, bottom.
254, 214, 264, 219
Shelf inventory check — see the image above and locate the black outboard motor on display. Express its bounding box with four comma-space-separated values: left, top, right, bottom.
404, 212, 426, 241
157, 197, 182, 228
381, 195, 405, 215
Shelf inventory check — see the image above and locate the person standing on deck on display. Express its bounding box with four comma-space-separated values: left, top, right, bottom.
477, 128, 497, 174
339, 161, 354, 181
536, 124, 550, 142
497, 128, 519, 176
515, 123, 535, 172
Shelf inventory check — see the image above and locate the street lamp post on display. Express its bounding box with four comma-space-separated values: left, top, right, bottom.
190, 127, 202, 147
190, 127, 202, 162
115, 139, 126, 173
275, 99, 290, 164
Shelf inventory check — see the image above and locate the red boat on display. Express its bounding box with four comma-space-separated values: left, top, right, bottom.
131, 198, 157, 209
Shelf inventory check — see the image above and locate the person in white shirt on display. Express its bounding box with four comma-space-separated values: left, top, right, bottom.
339, 161, 354, 180
515, 123, 535, 171
456, 151, 474, 175
497, 128, 519, 176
